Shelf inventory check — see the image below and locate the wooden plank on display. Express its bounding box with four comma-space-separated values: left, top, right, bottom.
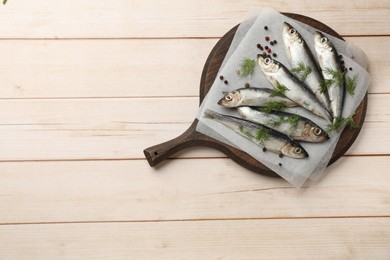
0, 39, 214, 98
0, 37, 387, 99
0, 0, 389, 38
0, 156, 389, 223
0, 218, 389, 259
0, 94, 388, 161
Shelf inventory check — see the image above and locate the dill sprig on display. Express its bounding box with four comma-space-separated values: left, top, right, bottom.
261, 101, 286, 113
326, 115, 358, 133
267, 119, 282, 127
240, 58, 256, 77
320, 79, 334, 93
255, 127, 270, 147
291, 62, 312, 81
239, 125, 254, 139
267, 114, 300, 130
346, 74, 358, 96
270, 81, 289, 97
323, 67, 345, 86
284, 114, 300, 129
3, 0, 7, 4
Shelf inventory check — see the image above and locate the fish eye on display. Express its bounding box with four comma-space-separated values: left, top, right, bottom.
314, 128, 322, 136
294, 147, 302, 154
225, 95, 233, 101
289, 28, 296, 34
321, 37, 327, 43
264, 57, 272, 65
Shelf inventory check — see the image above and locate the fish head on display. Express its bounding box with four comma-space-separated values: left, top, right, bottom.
302, 123, 330, 142
282, 22, 302, 46
314, 31, 333, 54
257, 54, 280, 74
218, 90, 242, 107
281, 141, 309, 159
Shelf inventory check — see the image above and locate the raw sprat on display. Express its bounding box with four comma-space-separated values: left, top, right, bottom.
237, 107, 329, 143
204, 109, 309, 159
218, 87, 298, 108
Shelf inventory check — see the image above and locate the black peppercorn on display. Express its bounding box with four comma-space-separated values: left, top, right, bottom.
279, 154, 283, 158
273, 40, 277, 44
270, 41, 274, 46
279, 163, 282, 166
349, 67, 353, 71
272, 53, 277, 58
265, 46, 269, 50
262, 147, 267, 152
245, 83, 250, 88
264, 26, 268, 30
219, 75, 224, 80
224, 80, 228, 84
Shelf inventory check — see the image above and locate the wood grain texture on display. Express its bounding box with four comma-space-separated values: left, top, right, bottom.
0, 37, 387, 99
1, 218, 389, 259
0, 0, 388, 258
0, 157, 389, 224
0, 0, 389, 38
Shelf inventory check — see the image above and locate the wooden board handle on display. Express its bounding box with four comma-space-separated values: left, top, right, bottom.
143, 121, 198, 167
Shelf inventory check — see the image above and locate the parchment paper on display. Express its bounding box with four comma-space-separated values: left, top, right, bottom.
196, 8, 370, 187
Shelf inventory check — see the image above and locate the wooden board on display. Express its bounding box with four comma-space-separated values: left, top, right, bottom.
144, 13, 368, 177
1, 218, 389, 259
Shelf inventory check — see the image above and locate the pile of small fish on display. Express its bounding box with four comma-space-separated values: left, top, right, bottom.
205, 22, 349, 159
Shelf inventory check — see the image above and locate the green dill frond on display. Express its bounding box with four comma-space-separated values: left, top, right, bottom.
346, 74, 358, 96
261, 101, 286, 113
284, 114, 300, 129
291, 62, 312, 81
267, 119, 283, 127
345, 115, 358, 129
320, 79, 334, 93
326, 115, 358, 133
323, 67, 345, 86
239, 125, 254, 139
240, 58, 256, 77
3, 0, 7, 5
326, 117, 344, 133
255, 127, 270, 146
270, 81, 289, 97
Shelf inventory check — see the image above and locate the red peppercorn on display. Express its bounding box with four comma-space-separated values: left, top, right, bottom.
265, 36, 270, 41
267, 48, 271, 53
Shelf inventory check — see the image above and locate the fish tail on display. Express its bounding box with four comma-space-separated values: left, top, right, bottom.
204, 109, 220, 119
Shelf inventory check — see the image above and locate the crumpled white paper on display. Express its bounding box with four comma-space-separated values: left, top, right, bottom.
196, 8, 370, 187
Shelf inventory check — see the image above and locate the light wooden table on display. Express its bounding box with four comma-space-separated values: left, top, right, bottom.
0, 1, 389, 259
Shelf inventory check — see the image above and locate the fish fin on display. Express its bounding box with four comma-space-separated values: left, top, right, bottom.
318, 56, 324, 69
267, 76, 278, 87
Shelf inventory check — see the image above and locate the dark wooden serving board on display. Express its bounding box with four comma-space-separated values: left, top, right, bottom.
144, 13, 367, 177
